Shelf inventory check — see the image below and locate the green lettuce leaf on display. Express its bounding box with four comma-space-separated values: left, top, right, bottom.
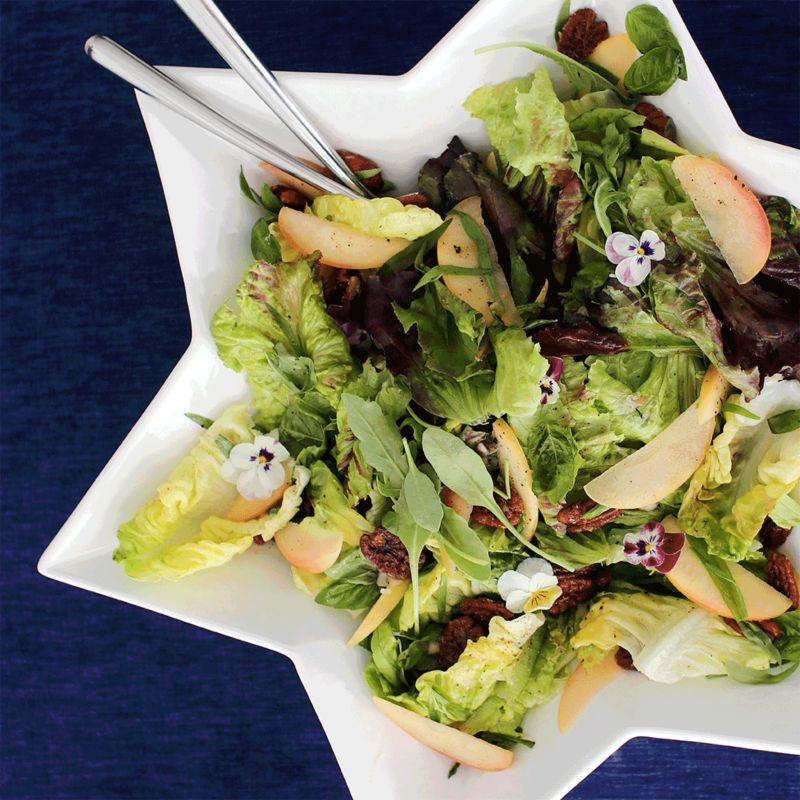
310, 195, 443, 240
212, 258, 353, 427
115, 406, 309, 581
307, 461, 371, 548
464, 67, 576, 180
572, 592, 771, 682
679, 375, 800, 561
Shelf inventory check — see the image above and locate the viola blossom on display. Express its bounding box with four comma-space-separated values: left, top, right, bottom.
539, 356, 563, 405
222, 433, 290, 500
497, 557, 563, 614
622, 522, 685, 573
605, 230, 665, 287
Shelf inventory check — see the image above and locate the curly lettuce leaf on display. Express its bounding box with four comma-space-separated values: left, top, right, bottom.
310, 195, 443, 240
115, 406, 309, 581
572, 592, 771, 682
679, 375, 800, 561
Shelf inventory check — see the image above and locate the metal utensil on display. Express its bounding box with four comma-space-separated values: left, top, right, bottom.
173, 0, 372, 197
85, 35, 360, 199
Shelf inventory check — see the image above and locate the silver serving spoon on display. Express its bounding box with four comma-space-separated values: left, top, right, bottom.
85, 35, 360, 199
173, 0, 372, 197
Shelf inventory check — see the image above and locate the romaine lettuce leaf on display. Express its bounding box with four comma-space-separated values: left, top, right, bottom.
115, 406, 309, 580
310, 195, 443, 240
679, 375, 800, 561
572, 592, 771, 682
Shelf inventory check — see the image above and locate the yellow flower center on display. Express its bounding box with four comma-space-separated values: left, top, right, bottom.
258, 454, 268, 465
636, 246, 646, 256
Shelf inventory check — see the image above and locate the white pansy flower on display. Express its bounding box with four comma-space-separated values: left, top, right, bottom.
605, 229, 665, 287
497, 557, 562, 614
221, 432, 290, 500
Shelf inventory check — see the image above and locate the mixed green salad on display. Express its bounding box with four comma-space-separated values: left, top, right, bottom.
113, 3, 800, 771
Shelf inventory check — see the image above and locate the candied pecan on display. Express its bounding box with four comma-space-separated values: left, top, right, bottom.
457, 597, 516, 623
253, 534, 266, 546
766, 550, 799, 610
723, 617, 781, 641
549, 565, 611, 615
557, 8, 609, 62
759, 518, 792, 550
615, 648, 636, 671
531, 321, 629, 357
271, 184, 307, 209
360, 527, 424, 580
470, 488, 523, 529
557, 499, 624, 532
634, 101, 677, 142
438, 615, 486, 669
397, 192, 430, 208
337, 149, 384, 192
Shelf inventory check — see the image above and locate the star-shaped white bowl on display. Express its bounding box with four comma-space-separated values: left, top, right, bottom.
39, 0, 800, 797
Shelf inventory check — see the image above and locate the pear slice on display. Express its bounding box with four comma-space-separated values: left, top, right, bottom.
696, 365, 730, 424
558, 649, 624, 734
259, 160, 325, 199
587, 33, 639, 82
373, 698, 513, 771
278, 207, 409, 269
346, 579, 409, 647
436, 196, 521, 326
493, 419, 538, 540
225, 463, 290, 522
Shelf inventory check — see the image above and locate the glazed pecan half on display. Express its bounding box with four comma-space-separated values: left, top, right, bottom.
271, 184, 307, 210
457, 596, 516, 623
557, 8, 609, 62
634, 101, 678, 142
557, 499, 625, 533
360, 527, 424, 581
438, 615, 486, 669
766, 550, 799, 610
615, 648, 637, 671
759, 518, 792, 551
550, 564, 612, 615
470, 488, 523, 529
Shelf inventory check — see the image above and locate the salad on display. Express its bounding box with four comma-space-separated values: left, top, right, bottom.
113, 3, 800, 773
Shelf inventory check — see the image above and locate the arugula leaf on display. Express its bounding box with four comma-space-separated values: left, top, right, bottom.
251, 217, 281, 262
768, 409, 800, 434
593, 178, 631, 237
185, 413, 214, 429
379, 219, 451, 275
342, 394, 407, 496
688, 536, 748, 621
437, 506, 491, 581
401, 441, 444, 533
720, 402, 761, 421
383, 504, 428, 633
315, 549, 380, 610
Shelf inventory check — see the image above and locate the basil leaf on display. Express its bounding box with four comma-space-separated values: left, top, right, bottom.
342, 394, 407, 496
554, 0, 571, 38
315, 550, 380, 610
260, 183, 282, 213
688, 536, 747, 620
527, 424, 579, 503
624, 46, 681, 96
625, 4, 686, 78
768, 409, 800, 434
239, 166, 283, 213
379, 219, 451, 275
437, 506, 491, 581
721, 402, 761, 421
251, 216, 281, 261
185, 412, 213, 429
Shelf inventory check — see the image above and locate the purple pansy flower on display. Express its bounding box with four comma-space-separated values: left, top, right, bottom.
605, 230, 665, 287
538, 357, 563, 405
622, 522, 685, 573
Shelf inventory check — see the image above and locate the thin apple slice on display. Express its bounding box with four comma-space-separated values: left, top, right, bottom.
584, 401, 715, 509
373, 698, 513, 771
558, 650, 624, 734
696, 365, 730, 424
493, 419, 538, 540
225, 463, 291, 522
671, 155, 771, 284
259, 160, 325, 199
662, 517, 792, 620
278, 206, 409, 269
436, 196, 522, 326
346, 578, 409, 647
587, 33, 639, 82
274, 520, 343, 574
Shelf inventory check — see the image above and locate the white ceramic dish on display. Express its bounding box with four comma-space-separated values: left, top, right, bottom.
39, 1, 800, 797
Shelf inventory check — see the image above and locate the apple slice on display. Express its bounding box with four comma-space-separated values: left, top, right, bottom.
259, 160, 325, 199
662, 518, 792, 620
696, 365, 730, 424
225, 463, 291, 522
587, 33, 639, 82
373, 698, 513, 771
493, 419, 538, 540
584, 400, 717, 509
671, 155, 771, 284
274, 520, 343, 574
558, 650, 624, 734
436, 196, 522, 326
346, 578, 409, 647
277, 207, 409, 269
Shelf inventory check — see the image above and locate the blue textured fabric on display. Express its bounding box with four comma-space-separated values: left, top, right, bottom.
1, 1, 799, 798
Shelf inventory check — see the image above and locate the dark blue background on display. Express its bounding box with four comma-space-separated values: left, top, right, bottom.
1, 1, 798, 798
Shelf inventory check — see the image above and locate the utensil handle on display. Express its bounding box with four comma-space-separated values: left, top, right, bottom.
85, 35, 358, 199
173, 0, 372, 197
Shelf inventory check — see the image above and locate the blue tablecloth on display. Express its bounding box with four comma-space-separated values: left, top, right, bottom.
1, 1, 798, 798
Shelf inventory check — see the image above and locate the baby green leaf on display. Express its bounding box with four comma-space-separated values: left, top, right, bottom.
768, 409, 800, 435
401, 441, 444, 533
437, 507, 491, 581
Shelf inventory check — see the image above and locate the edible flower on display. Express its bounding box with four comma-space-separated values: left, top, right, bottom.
605, 229, 665, 287
539, 356, 563, 405
497, 557, 563, 614
222, 432, 290, 500
622, 522, 685, 573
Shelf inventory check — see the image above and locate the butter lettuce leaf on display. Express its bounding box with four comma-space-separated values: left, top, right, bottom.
679, 375, 800, 561
572, 593, 771, 682
114, 406, 309, 581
